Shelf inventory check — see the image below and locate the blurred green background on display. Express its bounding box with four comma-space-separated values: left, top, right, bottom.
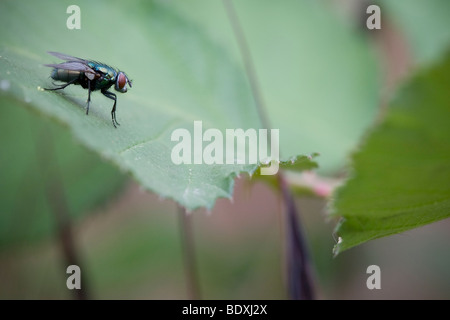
1, 0, 450, 299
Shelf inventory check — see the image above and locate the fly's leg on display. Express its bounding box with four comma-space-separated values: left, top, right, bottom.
86, 79, 91, 115
102, 89, 119, 128
44, 78, 77, 91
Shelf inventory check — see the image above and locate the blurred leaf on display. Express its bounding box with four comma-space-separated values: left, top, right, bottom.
331, 53, 450, 254
278, 154, 320, 173
0, 96, 126, 248
255, 154, 319, 176
380, 0, 450, 66
253, 154, 319, 196
171, 0, 380, 174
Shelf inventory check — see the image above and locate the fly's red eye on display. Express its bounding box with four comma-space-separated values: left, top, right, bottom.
118, 73, 126, 89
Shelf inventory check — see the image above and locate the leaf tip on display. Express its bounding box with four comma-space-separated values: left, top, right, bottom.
332, 236, 343, 257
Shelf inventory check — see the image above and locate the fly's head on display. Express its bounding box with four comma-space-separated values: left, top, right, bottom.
115, 71, 132, 93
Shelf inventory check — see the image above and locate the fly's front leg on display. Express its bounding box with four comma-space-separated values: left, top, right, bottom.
102, 89, 119, 128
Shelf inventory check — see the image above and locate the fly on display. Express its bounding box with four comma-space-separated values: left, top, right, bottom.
44, 51, 132, 128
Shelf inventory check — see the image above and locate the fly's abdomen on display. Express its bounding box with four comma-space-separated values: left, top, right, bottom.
51, 68, 82, 83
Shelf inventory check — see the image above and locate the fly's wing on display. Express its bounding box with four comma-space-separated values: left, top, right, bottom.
47, 51, 85, 62
46, 52, 98, 80
44, 61, 98, 80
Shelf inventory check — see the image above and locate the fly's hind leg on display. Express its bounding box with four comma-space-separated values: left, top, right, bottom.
102, 89, 119, 128
44, 78, 77, 91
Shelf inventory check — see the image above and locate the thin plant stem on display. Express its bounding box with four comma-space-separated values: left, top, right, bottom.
178, 206, 201, 299
223, 0, 316, 299
222, 0, 270, 131
277, 173, 315, 299
36, 126, 89, 300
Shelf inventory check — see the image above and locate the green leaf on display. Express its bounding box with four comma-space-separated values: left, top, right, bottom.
331, 53, 450, 254
254, 153, 341, 198
278, 154, 320, 173
253, 154, 319, 196
0, 95, 126, 248
0, 0, 379, 210
0, 0, 262, 210
380, 0, 450, 66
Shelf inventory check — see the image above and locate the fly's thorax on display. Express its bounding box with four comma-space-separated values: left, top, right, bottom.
87, 62, 117, 90
88, 62, 116, 79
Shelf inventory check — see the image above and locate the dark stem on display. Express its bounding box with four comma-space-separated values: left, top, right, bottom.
178, 206, 201, 299
36, 126, 89, 300
277, 173, 315, 299
223, 0, 316, 299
